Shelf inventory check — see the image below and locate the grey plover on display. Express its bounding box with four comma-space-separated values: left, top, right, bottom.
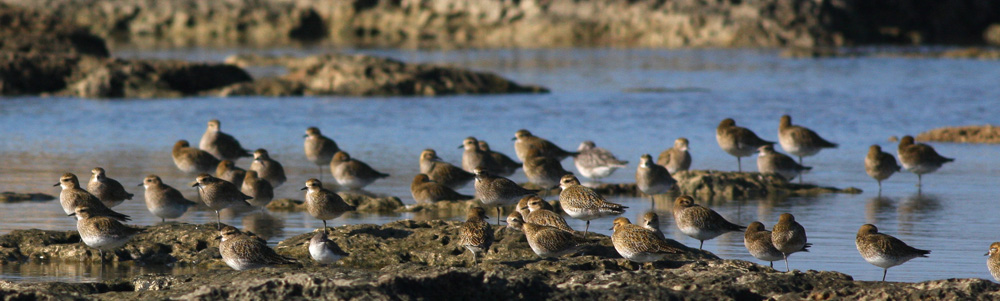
506, 211, 525, 231
641, 212, 666, 240
506, 213, 583, 258
192, 174, 252, 229
241, 170, 274, 208
215, 160, 246, 188
56, 173, 130, 221
757, 145, 812, 181
249, 148, 286, 188
855, 223, 930, 281
72, 206, 143, 262
172, 140, 221, 174
558, 174, 627, 238
478, 140, 521, 177
658, 138, 692, 174
420, 149, 475, 189
513, 129, 578, 162
777, 115, 837, 165
573, 141, 628, 181
330, 151, 389, 190
672, 195, 744, 250
199, 119, 251, 161
524, 196, 576, 234
309, 230, 348, 264
716, 118, 775, 172
87, 167, 133, 208
771, 213, 808, 272
635, 154, 676, 202
473, 167, 538, 225
304, 127, 340, 178
866, 145, 902, 193
140, 175, 197, 222
218, 225, 294, 270
744, 221, 789, 268
523, 147, 573, 189
461, 136, 500, 174
410, 174, 473, 204
897, 135, 954, 187
986, 242, 1000, 282
611, 217, 683, 269
458, 207, 494, 263
303, 179, 355, 229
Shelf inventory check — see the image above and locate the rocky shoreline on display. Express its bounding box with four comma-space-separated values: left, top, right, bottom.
916, 125, 1000, 144
1, 220, 998, 299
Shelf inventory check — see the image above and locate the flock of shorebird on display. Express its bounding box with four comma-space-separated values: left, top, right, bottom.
50, 116, 983, 282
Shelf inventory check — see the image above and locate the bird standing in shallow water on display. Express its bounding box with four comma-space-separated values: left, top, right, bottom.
855, 223, 930, 282
512, 129, 578, 162
57, 173, 130, 222
303, 127, 340, 179
216, 160, 246, 188
716, 118, 774, 172
87, 167, 133, 208
671, 195, 744, 250
865, 145, 901, 194
479, 140, 521, 177
250, 149, 286, 188
757, 145, 812, 182
658, 138, 691, 174
193, 174, 252, 229
896, 135, 954, 189
573, 140, 628, 182
330, 151, 389, 191
200, 119, 251, 162
777, 115, 837, 170
419, 149, 475, 190
140, 175, 197, 223
558, 174, 627, 238
473, 167, 538, 225
172, 140, 220, 174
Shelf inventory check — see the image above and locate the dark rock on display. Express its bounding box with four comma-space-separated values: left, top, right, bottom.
917, 125, 1000, 144
0, 52, 80, 95
265, 194, 403, 213
674, 170, 861, 200
0, 192, 55, 203
0, 4, 109, 57
60, 58, 252, 98
224, 53, 549, 96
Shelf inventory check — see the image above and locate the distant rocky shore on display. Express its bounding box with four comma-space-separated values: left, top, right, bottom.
0, 4, 547, 98
1, 220, 999, 299
916, 125, 1000, 144
4, 0, 1000, 49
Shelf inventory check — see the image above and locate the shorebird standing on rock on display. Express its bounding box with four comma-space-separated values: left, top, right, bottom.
241, 170, 274, 208
558, 174, 627, 238
200, 119, 251, 162
573, 140, 628, 182
658, 138, 692, 174
896, 135, 954, 189
507, 213, 583, 259
420, 149, 475, 189
985, 242, 1000, 282
611, 217, 683, 270
56, 173, 130, 222
140, 175, 197, 223
309, 230, 348, 264
716, 118, 774, 172
218, 225, 294, 270
87, 167, 133, 208
744, 221, 808, 268
473, 167, 538, 225
330, 151, 389, 191
458, 207, 494, 263
865, 145, 902, 194
302, 179, 354, 230
671, 195, 744, 250
855, 224, 930, 282
72, 206, 143, 263
410, 174, 473, 203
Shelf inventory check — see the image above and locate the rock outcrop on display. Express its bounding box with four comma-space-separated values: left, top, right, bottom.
917, 125, 1000, 144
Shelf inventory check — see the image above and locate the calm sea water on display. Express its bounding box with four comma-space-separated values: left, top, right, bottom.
1, 48, 998, 283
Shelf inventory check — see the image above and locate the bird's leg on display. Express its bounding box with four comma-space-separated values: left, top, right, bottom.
323, 219, 328, 230
496, 207, 502, 226
784, 254, 790, 272
877, 181, 882, 196
737, 157, 742, 172
216, 210, 221, 230
583, 221, 590, 239
882, 269, 888, 282
699, 240, 704, 250
770, 261, 773, 268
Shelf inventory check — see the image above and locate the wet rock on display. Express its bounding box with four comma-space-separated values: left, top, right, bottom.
674, 170, 860, 200
0, 192, 55, 203
265, 198, 306, 212
917, 125, 1000, 144
0, 223, 222, 265
223, 53, 549, 96
275, 219, 715, 270
0, 4, 109, 57
60, 57, 252, 98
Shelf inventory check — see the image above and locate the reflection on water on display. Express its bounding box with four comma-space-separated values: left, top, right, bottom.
1, 48, 999, 283
0, 261, 201, 283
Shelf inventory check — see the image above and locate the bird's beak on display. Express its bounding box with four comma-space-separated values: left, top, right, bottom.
301, 187, 308, 191
608, 226, 614, 230
68, 213, 75, 217
986, 252, 991, 256
215, 236, 222, 240
303, 134, 308, 138
457, 145, 464, 149
192, 183, 200, 187
53, 183, 60, 186
511, 137, 517, 141
137, 183, 143, 187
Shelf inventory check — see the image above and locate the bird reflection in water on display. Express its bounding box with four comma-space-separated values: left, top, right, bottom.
865, 196, 895, 225
242, 210, 285, 241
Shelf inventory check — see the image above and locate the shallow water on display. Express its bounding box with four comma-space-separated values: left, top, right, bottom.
1, 48, 999, 283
